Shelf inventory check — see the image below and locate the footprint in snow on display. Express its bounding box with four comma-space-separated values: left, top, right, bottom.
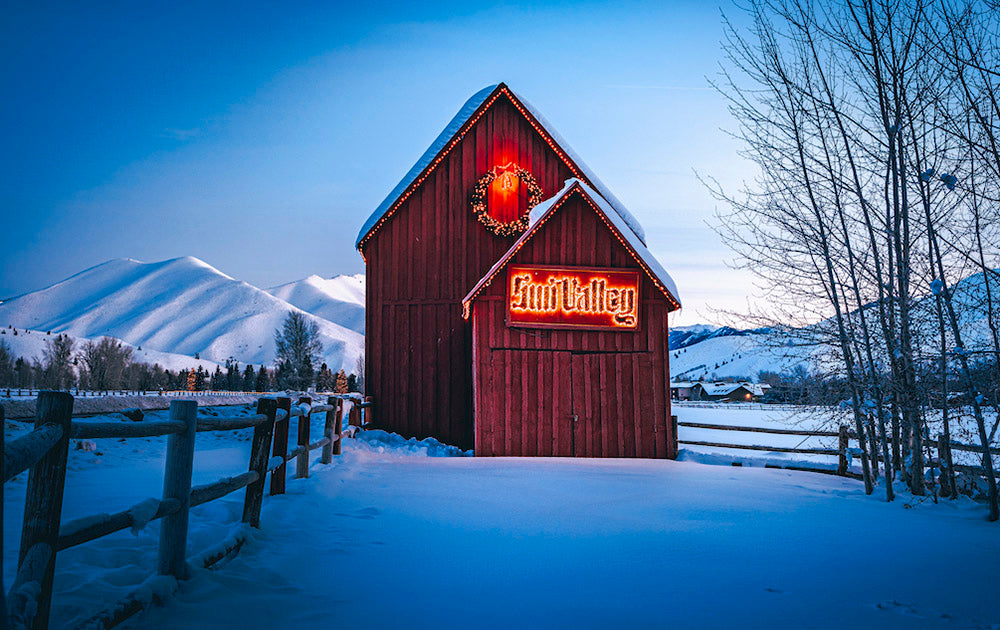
873, 600, 923, 618
333, 507, 381, 520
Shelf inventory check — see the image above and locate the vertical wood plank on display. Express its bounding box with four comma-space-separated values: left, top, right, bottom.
270, 397, 291, 496
243, 397, 277, 528
296, 397, 311, 479
157, 399, 197, 579
19, 391, 73, 630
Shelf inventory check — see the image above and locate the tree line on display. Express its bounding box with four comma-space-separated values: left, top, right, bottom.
711, 0, 1000, 517
0, 312, 362, 394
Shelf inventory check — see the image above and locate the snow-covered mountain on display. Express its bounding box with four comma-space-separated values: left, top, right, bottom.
670, 332, 817, 380
0, 257, 363, 372
670, 268, 999, 381
268, 273, 365, 334
668, 324, 751, 350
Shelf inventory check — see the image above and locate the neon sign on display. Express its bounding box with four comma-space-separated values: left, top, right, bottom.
507, 265, 641, 330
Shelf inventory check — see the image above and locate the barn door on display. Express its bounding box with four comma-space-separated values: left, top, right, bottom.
483, 349, 574, 456
570, 354, 604, 457
570, 352, 650, 458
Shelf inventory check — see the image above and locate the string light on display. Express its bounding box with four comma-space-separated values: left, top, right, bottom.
508, 267, 640, 328
469, 162, 543, 237
358, 84, 589, 254
461, 183, 681, 320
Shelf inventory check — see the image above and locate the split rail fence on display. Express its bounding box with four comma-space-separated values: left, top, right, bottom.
1, 391, 374, 630
3, 389, 275, 399
673, 417, 1000, 482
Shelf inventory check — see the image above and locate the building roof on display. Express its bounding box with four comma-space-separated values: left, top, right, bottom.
355, 83, 648, 251
462, 179, 681, 317
693, 382, 768, 397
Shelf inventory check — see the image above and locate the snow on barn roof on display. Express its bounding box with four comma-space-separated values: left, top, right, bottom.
355, 83, 648, 250
462, 179, 681, 316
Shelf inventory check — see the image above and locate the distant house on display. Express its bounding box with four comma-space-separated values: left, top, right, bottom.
690, 382, 770, 402
670, 381, 696, 401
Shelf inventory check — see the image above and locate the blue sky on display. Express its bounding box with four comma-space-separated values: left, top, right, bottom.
1, 1, 756, 325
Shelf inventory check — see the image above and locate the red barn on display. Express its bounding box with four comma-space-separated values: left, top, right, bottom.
356, 83, 681, 454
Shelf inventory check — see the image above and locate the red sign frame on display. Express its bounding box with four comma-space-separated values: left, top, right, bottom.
506, 265, 641, 331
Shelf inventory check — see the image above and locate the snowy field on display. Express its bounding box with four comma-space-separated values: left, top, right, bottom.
3, 404, 998, 629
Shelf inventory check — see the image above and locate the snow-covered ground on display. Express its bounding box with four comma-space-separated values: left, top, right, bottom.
3, 404, 997, 629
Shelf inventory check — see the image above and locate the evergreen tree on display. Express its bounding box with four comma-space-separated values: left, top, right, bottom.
225, 360, 239, 390
346, 373, 358, 392
315, 363, 335, 391
334, 369, 348, 394
274, 360, 294, 390
194, 366, 207, 391
254, 365, 269, 392
211, 365, 224, 391
242, 364, 256, 391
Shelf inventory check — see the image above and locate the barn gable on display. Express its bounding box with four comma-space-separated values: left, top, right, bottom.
356, 83, 648, 255
462, 179, 682, 318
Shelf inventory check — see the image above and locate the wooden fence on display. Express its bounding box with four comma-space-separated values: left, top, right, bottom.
674, 417, 1000, 482
1, 391, 371, 630
3, 389, 292, 399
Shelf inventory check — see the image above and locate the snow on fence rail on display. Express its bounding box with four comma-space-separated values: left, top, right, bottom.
1, 390, 374, 630
2, 389, 272, 399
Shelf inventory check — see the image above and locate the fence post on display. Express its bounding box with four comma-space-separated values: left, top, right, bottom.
243, 398, 277, 528
270, 397, 291, 496
157, 400, 197, 580
838, 425, 849, 476
332, 399, 344, 456
19, 391, 73, 630
669, 414, 678, 459
322, 396, 337, 464
364, 395, 374, 427
938, 433, 956, 499
349, 401, 359, 428
296, 396, 311, 479
1, 404, 6, 626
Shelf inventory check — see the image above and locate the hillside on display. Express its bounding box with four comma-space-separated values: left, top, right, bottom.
669, 332, 817, 380
268, 273, 365, 334
670, 267, 999, 380
0, 327, 221, 373
0, 257, 363, 372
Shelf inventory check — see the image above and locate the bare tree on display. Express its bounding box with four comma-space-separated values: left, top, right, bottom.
710, 0, 999, 518
78, 337, 133, 392
274, 311, 323, 391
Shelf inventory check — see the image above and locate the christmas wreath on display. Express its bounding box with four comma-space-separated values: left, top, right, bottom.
469, 164, 544, 237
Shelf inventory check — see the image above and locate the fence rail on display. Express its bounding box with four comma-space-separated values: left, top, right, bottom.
676, 417, 999, 483
1, 391, 371, 630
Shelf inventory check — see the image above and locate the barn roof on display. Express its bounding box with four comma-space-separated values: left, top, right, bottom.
462, 179, 681, 318
355, 83, 648, 251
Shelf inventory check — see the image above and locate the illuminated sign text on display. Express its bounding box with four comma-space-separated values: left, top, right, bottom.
507, 265, 641, 330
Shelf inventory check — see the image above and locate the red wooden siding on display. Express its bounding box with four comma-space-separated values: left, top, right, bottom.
362, 92, 581, 449
470, 194, 675, 458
